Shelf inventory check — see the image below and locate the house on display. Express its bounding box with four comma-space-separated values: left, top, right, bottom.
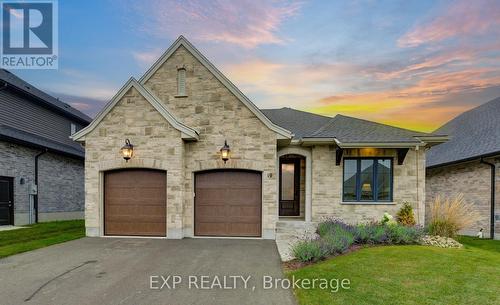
0, 69, 92, 226
426, 97, 500, 239
71, 36, 446, 239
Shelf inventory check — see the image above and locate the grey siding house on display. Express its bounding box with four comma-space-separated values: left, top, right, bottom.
426, 97, 500, 239
0, 69, 92, 226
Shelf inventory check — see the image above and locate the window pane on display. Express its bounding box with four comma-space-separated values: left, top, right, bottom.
281, 163, 295, 200
377, 159, 392, 201
343, 160, 357, 201
360, 159, 374, 200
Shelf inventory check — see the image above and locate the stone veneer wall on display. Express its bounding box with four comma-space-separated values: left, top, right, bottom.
83, 87, 184, 237
311, 146, 426, 224
426, 157, 500, 238
143, 46, 278, 239
0, 140, 84, 225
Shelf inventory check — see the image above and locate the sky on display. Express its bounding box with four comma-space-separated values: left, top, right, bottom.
12, 0, 500, 132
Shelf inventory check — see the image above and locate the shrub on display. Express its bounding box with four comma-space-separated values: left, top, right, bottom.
322, 230, 354, 254
353, 222, 389, 244
427, 194, 480, 238
387, 224, 424, 244
397, 202, 416, 226
317, 218, 354, 237
381, 212, 397, 225
292, 239, 327, 262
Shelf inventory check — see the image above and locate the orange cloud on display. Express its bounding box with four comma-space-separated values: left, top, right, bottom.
398, 0, 500, 47
307, 67, 500, 131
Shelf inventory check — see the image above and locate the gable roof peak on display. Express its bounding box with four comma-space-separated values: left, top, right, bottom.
138, 36, 292, 139
71, 77, 199, 142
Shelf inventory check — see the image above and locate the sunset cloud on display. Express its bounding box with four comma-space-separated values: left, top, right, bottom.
132, 0, 302, 48
398, 0, 500, 47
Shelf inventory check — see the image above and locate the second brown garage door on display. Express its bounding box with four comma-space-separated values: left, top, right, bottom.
195, 170, 262, 237
104, 169, 166, 237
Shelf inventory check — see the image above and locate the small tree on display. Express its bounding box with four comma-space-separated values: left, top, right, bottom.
396, 202, 416, 226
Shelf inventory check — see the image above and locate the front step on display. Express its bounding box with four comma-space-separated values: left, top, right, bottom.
275, 221, 317, 261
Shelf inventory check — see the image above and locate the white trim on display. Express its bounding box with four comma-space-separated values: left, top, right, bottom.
102, 235, 168, 239
71, 78, 199, 141
277, 146, 312, 222
301, 137, 426, 148
300, 137, 445, 148
138, 36, 292, 139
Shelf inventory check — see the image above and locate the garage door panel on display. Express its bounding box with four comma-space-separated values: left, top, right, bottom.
105, 204, 165, 217
229, 223, 260, 236
195, 189, 228, 203
105, 222, 165, 236
225, 190, 260, 205
196, 205, 228, 218
195, 222, 228, 236
195, 170, 261, 237
105, 169, 166, 237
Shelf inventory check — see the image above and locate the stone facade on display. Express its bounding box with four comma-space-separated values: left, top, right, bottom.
83, 86, 185, 238
311, 146, 426, 224
426, 157, 500, 238
143, 46, 278, 238
81, 43, 431, 239
0, 140, 84, 225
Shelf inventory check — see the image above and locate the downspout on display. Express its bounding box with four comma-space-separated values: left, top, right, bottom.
415, 145, 420, 224
34, 149, 48, 223
480, 158, 495, 239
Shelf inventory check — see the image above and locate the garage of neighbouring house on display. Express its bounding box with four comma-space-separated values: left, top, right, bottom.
104, 169, 167, 237
194, 170, 262, 237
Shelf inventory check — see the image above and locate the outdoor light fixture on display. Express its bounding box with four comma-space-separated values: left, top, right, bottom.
220, 140, 230, 163
120, 139, 134, 162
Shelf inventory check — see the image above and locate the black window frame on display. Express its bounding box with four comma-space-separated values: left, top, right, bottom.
342, 157, 393, 202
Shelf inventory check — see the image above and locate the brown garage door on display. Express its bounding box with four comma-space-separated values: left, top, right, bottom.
195, 170, 262, 237
104, 169, 166, 237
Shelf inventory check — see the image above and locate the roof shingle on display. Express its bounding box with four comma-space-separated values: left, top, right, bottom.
261, 107, 436, 143
0, 69, 92, 124
426, 97, 500, 168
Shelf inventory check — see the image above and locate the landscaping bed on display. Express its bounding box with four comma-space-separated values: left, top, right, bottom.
287, 238, 500, 305
0, 220, 85, 258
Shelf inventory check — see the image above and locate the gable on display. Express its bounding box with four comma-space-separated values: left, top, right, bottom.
139, 36, 292, 139
71, 78, 199, 142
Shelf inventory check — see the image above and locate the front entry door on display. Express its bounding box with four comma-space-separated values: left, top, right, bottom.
0, 176, 14, 225
279, 158, 300, 216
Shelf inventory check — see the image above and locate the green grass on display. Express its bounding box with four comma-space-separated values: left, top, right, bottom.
0, 220, 85, 258
458, 236, 500, 252
287, 237, 500, 305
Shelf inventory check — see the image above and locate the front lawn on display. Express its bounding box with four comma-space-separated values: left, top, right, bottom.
0, 220, 85, 258
287, 237, 500, 305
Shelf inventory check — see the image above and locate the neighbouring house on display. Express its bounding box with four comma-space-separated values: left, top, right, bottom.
71, 36, 446, 240
426, 97, 500, 239
0, 69, 91, 226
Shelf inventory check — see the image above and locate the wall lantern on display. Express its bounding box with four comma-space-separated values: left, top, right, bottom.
220, 140, 230, 163
120, 139, 134, 162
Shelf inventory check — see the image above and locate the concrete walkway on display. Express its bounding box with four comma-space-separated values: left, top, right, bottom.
0, 225, 25, 231
0, 238, 296, 305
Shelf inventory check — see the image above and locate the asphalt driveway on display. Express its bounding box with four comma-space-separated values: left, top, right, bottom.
0, 238, 296, 305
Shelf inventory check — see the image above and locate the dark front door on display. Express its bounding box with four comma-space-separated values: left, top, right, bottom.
279, 158, 300, 216
0, 176, 14, 225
